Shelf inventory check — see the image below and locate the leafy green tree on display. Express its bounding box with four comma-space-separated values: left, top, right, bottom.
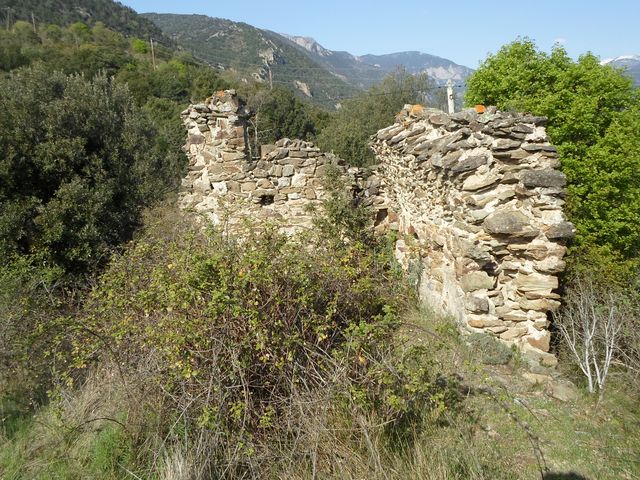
570, 107, 640, 263
90, 21, 126, 48
0, 0, 170, 42
130, 38, 148, 54
251, 86, 317, 144
43, 24, 63, 43
142, 96, 189, 191
11, 20, 39, 45
0, 66, 180, 273
466, 40, 635, 157
316, 68, 433, 166
0, 28, 29, 70
66, 21, 91, 47
61, 44, 130, 78
465, 39, 640, 278
189, 66, 229, 102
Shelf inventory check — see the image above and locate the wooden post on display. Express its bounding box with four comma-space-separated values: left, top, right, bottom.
31, 12, 36, 33
446, 79, 455, 114
150, 37, 156, 70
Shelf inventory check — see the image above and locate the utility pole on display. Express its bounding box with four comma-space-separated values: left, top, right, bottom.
150, 37, 156, 70
446, 79, 455, 114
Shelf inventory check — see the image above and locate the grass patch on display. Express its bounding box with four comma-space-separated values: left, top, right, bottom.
2, 306, 639, 479
466, 332, 514, 366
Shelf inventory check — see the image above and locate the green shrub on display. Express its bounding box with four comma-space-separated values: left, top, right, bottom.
130, 38, 148, 54
69, 218, 399, 413
0, 66, 182, 274
41, 197, 458, 476
0, 255, 65, 411
316, 68, 433, 166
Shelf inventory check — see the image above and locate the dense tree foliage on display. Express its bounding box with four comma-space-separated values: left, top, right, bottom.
245, 86, 318, 147
0, 18, 231, 415
0, 0, 171, 43
466, 39, 640, 278
0, 67, 171, 273
573, 107, 640, 262
316, 69, 434, 166
0, 21, 228, 103
0, 20, 230, 273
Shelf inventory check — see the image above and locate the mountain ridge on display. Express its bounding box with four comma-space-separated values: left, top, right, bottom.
602, 54, 640, 85
279, 33, 473, 88
142, 13, 360, 107
142, 13, 474, 103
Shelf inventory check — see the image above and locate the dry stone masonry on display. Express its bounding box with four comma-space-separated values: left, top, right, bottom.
179, 90, 358, 234
179, 90, 573, 367
371, 105, 574, 367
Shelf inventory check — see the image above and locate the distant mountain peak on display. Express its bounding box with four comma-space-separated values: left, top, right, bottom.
281, 34, 332, 57
357, 51, 473, 85
143, 13, 475, 103
602, 54, 640, 65
601, 54, 640, 86
142, 13, 360, 107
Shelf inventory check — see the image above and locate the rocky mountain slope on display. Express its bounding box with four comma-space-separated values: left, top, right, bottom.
602, 55, 640, 86
142, 13, 360, 107
279, 35, 474, 88
359, 51, 473, 85
280, 34, 386, 88
283, 35, 473, 88
143, 13, 473, 105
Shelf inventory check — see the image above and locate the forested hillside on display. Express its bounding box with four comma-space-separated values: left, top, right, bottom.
0, 19, 231, 271
0, 0, 171, 42
143, 13, 361, 107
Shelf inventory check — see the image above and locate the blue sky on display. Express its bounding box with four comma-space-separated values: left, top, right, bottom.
120, 0, 639, 68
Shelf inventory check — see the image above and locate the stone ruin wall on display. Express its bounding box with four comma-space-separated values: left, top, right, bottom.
179, 90, 573, 368
371, 105, 574, 367
179, 90, 371, 233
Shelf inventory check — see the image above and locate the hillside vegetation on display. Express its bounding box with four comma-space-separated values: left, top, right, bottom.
0, 3, 640, 479
0, 16, 230, 430
0, 0, 171, 43
0, 20, 229, 273
143, 13, 361, 108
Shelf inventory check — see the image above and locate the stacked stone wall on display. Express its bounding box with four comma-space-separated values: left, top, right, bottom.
371, 105, 574, 366
179, 90, 361, 234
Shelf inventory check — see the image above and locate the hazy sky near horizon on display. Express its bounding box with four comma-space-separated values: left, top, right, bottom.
119, 0, 639, 68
